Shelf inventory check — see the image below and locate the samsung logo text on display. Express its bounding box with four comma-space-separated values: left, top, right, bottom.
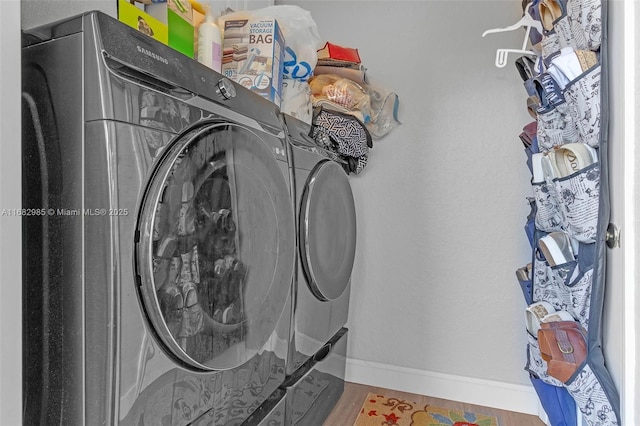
137, 46, 168, 64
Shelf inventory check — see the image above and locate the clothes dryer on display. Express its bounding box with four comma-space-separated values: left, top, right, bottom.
283, 115, 356, 375
22, 12, 295, 425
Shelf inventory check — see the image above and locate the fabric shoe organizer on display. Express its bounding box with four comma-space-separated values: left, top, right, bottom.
512, 0, 621, 425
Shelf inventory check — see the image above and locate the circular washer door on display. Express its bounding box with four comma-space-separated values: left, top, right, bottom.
300, 161, 357, 301
135, 121, 295, 371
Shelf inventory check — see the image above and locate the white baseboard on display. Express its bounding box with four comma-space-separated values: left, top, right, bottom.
345, 358, 543, 417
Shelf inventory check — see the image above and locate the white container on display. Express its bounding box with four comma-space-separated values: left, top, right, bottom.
197, 9, 222, 72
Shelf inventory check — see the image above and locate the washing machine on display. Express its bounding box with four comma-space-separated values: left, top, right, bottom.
22, 11, 295, 425
240, 327, 348, 426
282, 327, 348, 425
283, 114, 356, 379
283, 114, 356, 375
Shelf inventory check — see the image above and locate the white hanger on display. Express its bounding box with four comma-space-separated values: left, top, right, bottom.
482, 4, 542, 68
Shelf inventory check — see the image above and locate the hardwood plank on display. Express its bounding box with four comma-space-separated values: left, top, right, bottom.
323, 382, 546, 425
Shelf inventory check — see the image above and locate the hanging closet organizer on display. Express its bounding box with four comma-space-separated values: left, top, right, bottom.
487, 0, 620, 425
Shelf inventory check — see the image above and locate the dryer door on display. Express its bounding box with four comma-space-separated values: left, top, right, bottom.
135, 121, 295, 371
300, 161, 357, 301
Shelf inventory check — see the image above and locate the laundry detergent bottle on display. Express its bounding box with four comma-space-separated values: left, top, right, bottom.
197, 7, 222, 72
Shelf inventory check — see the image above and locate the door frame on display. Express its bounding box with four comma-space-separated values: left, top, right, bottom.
621, 0, 638, 422
0, 1, 22, 425
611, 0, 639, 423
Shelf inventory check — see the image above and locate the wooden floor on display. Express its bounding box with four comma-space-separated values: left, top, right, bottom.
323, 382, 546, 426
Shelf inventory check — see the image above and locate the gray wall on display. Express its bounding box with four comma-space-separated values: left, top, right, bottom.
22, 0, 116, 28
284, 0, 534, 387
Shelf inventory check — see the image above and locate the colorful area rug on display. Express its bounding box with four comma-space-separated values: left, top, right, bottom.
354, 393, 499, 426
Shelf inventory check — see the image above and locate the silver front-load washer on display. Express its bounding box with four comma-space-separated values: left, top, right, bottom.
22, 12, 295, 425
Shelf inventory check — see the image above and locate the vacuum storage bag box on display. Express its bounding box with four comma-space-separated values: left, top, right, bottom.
118, 0, 195, 58
222, 18, 285, 106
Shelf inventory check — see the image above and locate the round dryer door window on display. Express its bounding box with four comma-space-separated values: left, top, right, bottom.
300, 160, 357, 301
135, 121, 295, 371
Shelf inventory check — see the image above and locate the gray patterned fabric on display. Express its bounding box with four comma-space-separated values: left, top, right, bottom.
310, 107, 372, 175
532, 181, 564, 232
554, 163, 600, 243
566, 364, 618, 426
564, 65, 602, 148
537, 102, 580, 150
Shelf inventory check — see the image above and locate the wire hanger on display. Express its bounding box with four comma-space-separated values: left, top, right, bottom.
482, 4, 542, 68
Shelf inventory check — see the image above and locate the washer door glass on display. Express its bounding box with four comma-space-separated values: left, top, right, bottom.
300, 161, 356, 301
136, 122, 294, 371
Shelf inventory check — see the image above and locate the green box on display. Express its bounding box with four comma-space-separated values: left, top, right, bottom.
118, 0, 194, 58
166, 7, 194, 58
118, 0, 168, 45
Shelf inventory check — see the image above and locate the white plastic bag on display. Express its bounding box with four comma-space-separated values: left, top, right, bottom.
281, 80, 313, 124
239, 5, 322, 81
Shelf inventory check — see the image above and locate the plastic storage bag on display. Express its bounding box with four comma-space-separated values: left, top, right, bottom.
365, 85, 401, 138
309, 74, 401, 139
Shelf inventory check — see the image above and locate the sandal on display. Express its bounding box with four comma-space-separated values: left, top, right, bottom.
214, 258, 227, 276
547, 47, 598, 89
538, 231, 575, 266
156, 235, 178, 258
213, 209, 236, 233
152, 258, 170, 290
179, 282, 204, 337
181, 181, 194, 203
548, 143, 597, 178
222, 303, 242, 324
177, 203, 195, 236
539, 0, 565, 31
158, 284, 184, 334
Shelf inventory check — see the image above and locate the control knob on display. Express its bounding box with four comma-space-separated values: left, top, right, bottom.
216, 78, 236, 100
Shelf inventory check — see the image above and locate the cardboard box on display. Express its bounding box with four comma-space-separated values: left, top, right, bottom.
222, 18, 285, 106
118, 0, 194, 58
